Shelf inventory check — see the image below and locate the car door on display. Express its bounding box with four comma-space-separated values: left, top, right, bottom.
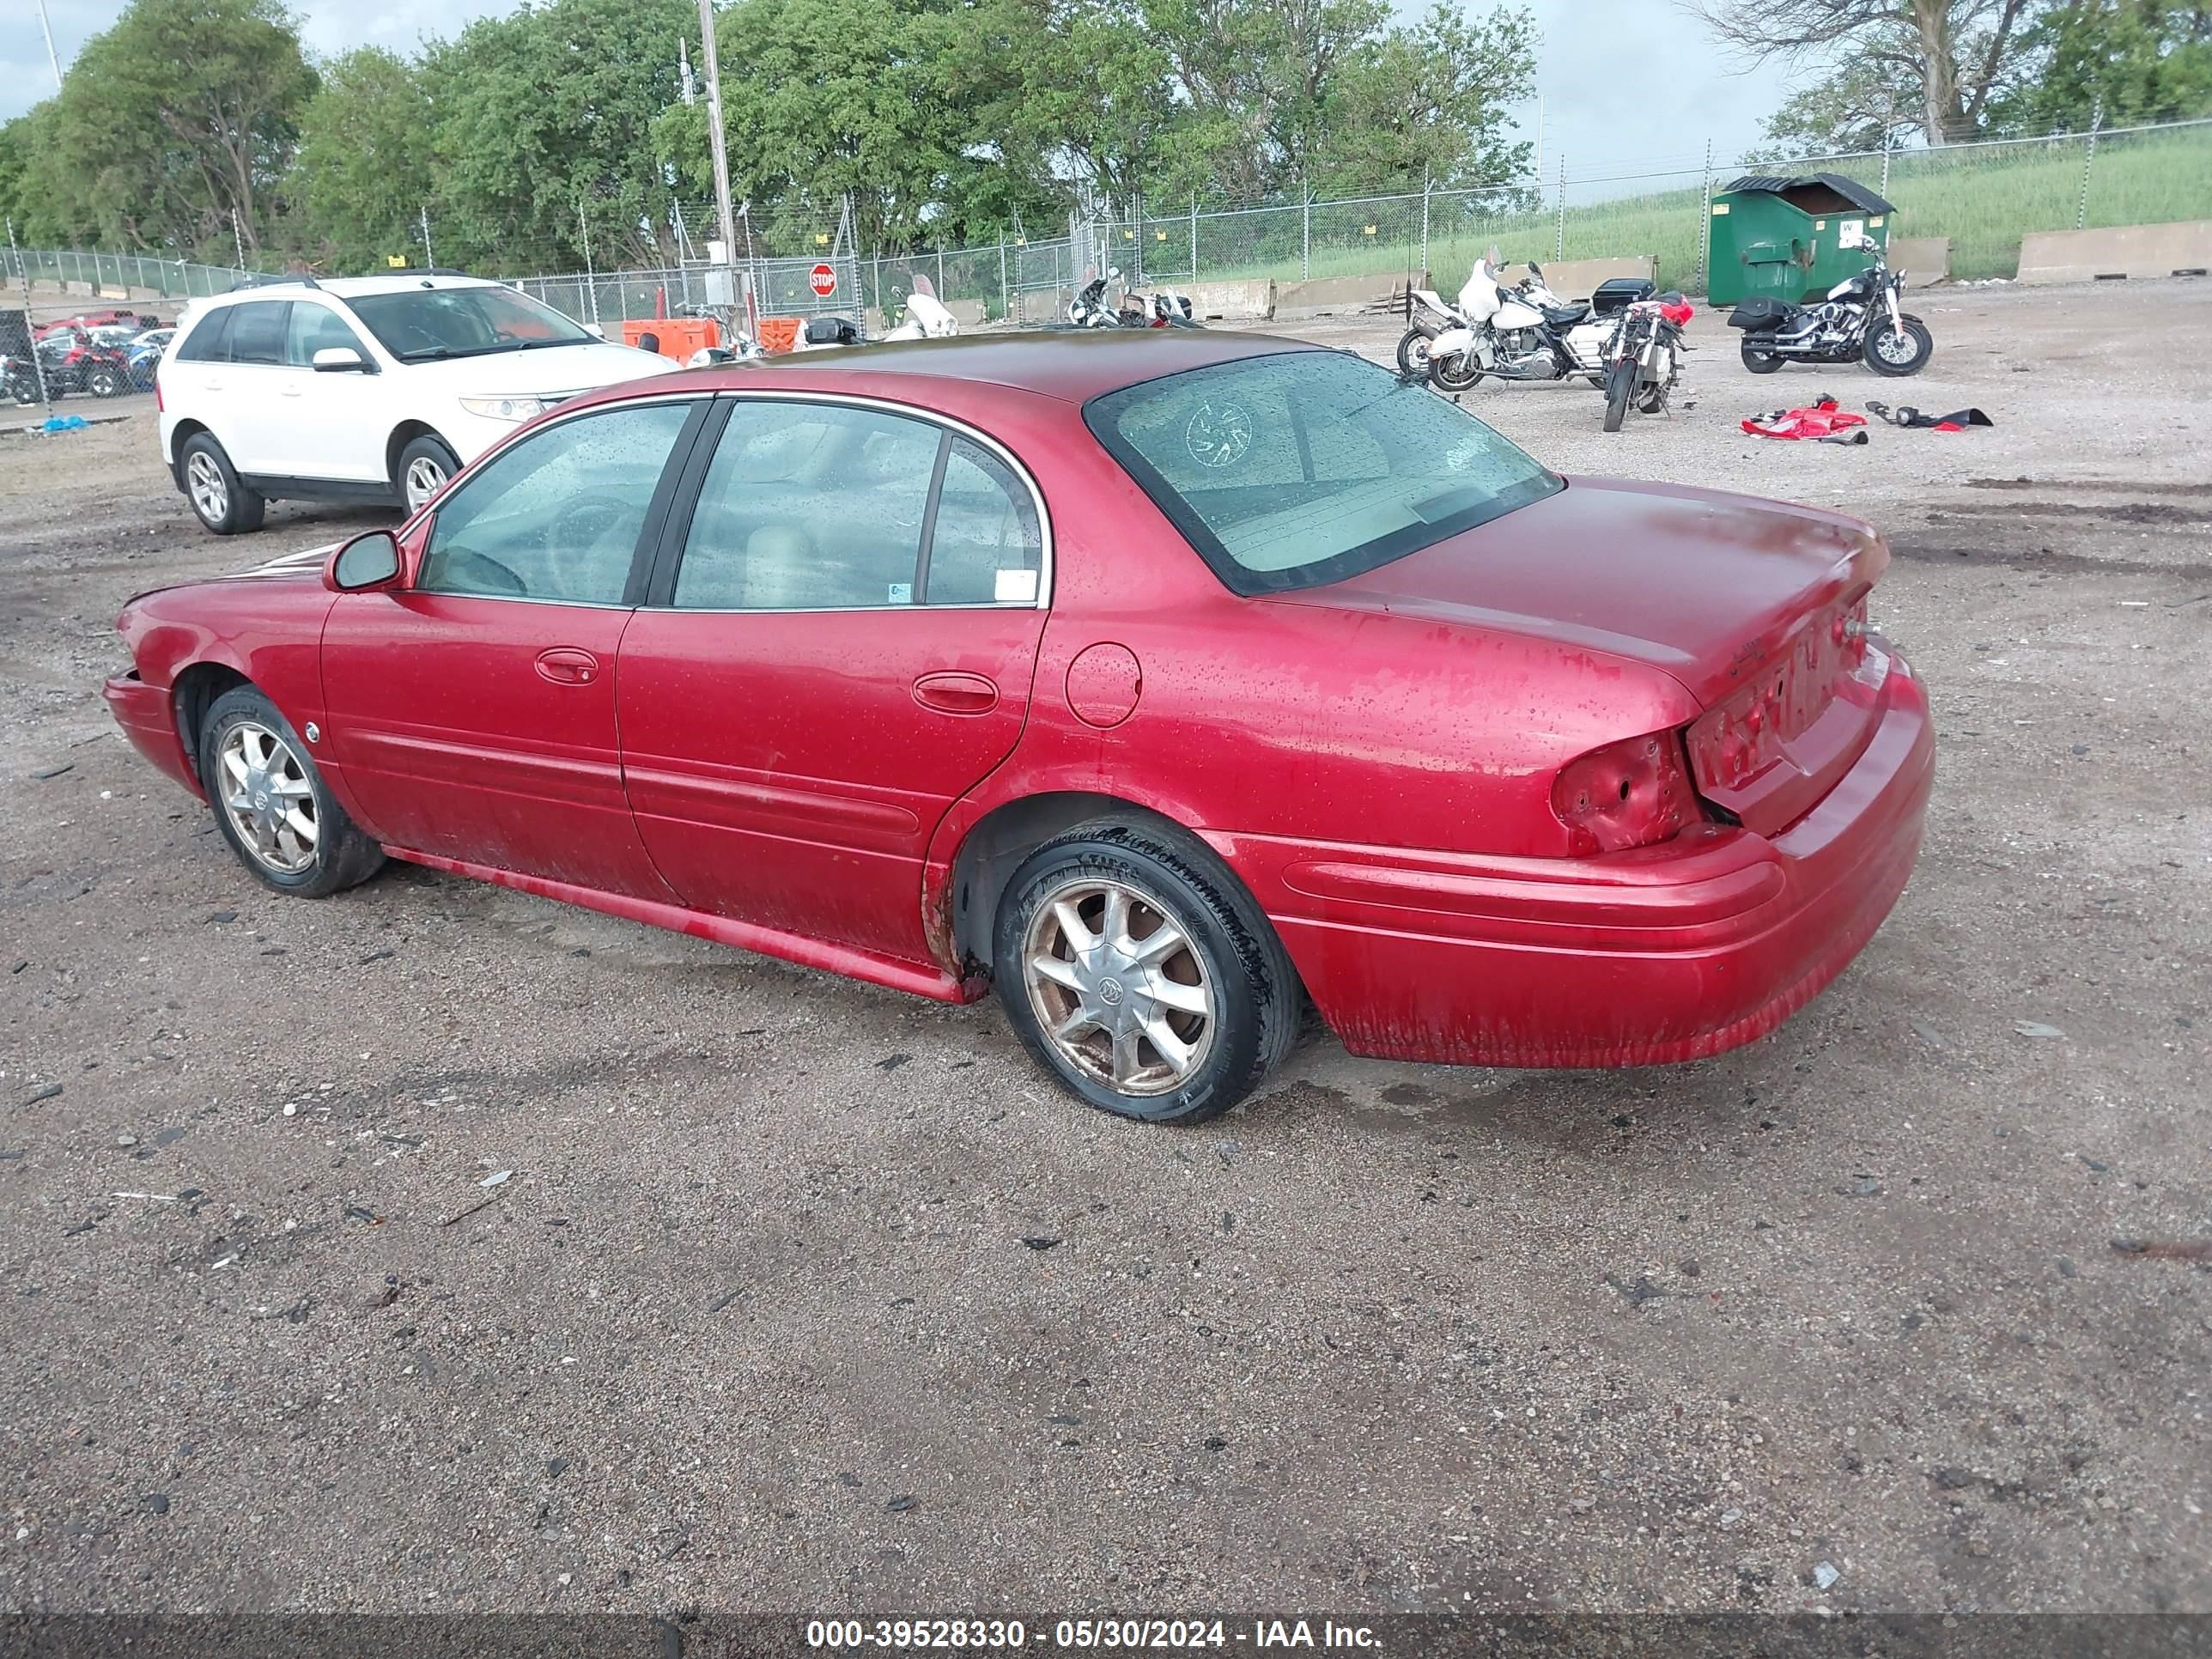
193, 300, 289, 475
271, 300, 386, 483
319, 394, 709, 900
616, 394, 1050, 964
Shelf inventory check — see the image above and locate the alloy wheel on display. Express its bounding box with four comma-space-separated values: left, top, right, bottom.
1021, 878, 1217, 1096
404, 455, 448, 511
186, 451, 228, 523
217, 720, 319, 875
1873, 326, 1918, 366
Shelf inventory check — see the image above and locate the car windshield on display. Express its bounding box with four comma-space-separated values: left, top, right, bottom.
345, 285, 594, 362
1083, 349, 1561, 595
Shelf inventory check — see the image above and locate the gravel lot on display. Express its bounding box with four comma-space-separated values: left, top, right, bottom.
1, 281, 2207, 1618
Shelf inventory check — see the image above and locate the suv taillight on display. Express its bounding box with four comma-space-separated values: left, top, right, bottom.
1553, 730, 1698, 855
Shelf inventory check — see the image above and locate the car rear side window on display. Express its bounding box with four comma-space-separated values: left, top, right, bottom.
1083, 350, 1561, 595
417, 401, 695, 605
173, 308, 235, 363
224, 301, 289, 367
673, 401, 1028, 611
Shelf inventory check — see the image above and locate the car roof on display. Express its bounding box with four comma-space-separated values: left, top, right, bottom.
671, 329, 1326, 405
198, 274, 504, 307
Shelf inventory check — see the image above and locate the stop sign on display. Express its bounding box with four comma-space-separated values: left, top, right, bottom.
809, 263, 837, 297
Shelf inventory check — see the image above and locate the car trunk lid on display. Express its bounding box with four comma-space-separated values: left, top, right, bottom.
1280, 476, 1890, 836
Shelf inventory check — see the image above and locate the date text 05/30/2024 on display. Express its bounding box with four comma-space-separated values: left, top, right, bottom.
805, 1619, 1382, 1650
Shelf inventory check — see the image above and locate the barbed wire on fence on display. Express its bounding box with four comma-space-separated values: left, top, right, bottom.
14, 114, 2209, 330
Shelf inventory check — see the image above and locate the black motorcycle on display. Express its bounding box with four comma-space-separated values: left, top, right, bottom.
3, 354, 40, 406
1600, 293, 1693, 431
1729, 234, 1932, 377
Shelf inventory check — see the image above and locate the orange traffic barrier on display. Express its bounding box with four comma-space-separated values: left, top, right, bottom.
621, 317, 718, 362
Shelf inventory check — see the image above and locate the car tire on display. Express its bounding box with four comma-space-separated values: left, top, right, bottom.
1740, 337, 1784, 374
1863, 316, 1934, 376
397, 434, 461, 513
86, 364, 124, 398
179, 433, 266, 535
994, 821, 1299, 1125
199, 685, 384, 899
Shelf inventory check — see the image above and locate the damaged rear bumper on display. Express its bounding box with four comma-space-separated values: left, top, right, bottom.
1231, 652, 1935, 1069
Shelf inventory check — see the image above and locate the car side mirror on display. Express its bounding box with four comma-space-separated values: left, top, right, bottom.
312, 346, 370, 374
327, 528, 403, 592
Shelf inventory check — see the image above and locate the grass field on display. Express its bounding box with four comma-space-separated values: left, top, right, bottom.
1199, 120, 2212, 292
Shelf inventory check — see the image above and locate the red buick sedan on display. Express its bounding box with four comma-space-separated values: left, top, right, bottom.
106, 331, 1932, 1122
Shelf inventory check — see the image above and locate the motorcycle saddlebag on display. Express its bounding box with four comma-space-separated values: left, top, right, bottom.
1589, 277, 1656, 316
1727, 297, 1790, 331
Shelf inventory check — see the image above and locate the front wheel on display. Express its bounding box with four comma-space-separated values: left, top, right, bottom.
199, 685, 385, 898
397, 434, 461, 513
1602, 362, 1634, 431
1863, 316, 1933, 376
1395, 328, 1433, 377
1428, 351, 1483, 393
994, 823, 1299, 1124
86, 364, 124, 398
1741, 336, 1784, 374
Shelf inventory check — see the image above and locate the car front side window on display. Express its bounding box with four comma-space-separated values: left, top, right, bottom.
416, 401, 695, 605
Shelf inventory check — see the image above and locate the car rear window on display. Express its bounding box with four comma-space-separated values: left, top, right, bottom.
173, 308, 235, 363
1083, 350, 1560, 596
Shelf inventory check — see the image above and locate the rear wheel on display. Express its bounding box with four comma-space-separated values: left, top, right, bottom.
397, 434, 461, 513
1741, 337, 1784, 374
1395, 328, 1433, 377
179, 433, 265, 536
86, 363, 124, 398
199, 685, 384, 898
1863, 316, 1933, 376
994, 823, 1298, 1124
1602, 362, 1634, 431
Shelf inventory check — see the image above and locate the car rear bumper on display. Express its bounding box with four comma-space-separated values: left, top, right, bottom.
104, 673, 202, 799
1231, 651, 1934, 1068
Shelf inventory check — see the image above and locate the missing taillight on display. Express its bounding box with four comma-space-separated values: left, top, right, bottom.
1553, 730, 1698, 855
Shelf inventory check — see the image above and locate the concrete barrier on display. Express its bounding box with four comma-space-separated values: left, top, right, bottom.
1498, 255, 1656, 299
1275, 273, 1413, 319
1184, 279, 1274, 320
943, 298, 988, 327
2017, 220, 2212, 283
64, 280, 93, 297
1888, 236, 1949, 286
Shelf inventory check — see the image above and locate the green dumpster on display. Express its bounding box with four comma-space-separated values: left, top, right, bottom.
1706, 173, 1895, 305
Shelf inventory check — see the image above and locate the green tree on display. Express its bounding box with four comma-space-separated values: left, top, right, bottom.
423, 0, 694, 272
1305, 3, 1538, 196
1686, 0, 2036, 147
1986, 0, 2212, 131
1747, 44, 1926, 158
30, 0, 314, 256
290, 48, 436, 271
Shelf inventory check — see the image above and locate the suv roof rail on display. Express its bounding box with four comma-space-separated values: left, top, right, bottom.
226, 273, 323, 293
374, 266, 472, 279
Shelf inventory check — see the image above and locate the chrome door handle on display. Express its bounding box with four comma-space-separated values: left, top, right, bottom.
534, 647, 600, 685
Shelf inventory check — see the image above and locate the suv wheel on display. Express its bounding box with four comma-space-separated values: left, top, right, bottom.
397, 434, 461, 513
179, 433, 266, 535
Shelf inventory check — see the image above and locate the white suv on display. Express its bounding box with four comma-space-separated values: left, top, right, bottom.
157, 272, 667, 534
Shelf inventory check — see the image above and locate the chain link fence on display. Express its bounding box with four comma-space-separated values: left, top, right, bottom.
13, 116, 2211, 338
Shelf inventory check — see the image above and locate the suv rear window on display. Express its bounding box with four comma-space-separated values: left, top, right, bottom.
1083, 350, 1560, 595
173, 309, 235, 363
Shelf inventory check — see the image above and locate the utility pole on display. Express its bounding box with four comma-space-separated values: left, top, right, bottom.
695, 0, 740, 313
7, 218, 54, 418
34, 0, 64, 88
1553, 153, 1566, 264
420, 204, 434, 270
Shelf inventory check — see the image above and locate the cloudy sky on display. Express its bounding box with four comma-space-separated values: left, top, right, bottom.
8, 0, 1794, 183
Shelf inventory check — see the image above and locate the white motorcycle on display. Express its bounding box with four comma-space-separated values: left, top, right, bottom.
1395, 282, 1467, 377
1426, 250, 1621, 393
882, 273, 959, 341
